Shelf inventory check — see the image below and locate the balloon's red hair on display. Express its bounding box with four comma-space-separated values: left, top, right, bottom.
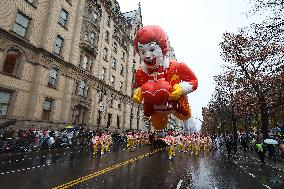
134, 25, 168, 55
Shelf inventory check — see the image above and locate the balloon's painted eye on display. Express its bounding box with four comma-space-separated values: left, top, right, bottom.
141, 51, 145, 54
150, 48, 155, 52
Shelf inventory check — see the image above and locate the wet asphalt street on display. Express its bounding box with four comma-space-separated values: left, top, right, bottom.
0, 145, 284, 189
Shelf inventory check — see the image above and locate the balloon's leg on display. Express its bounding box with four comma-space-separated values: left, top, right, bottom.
151, 112, 168, 130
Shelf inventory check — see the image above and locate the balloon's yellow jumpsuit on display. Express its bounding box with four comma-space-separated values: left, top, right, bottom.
92, 136, 100, 155
100, 135, 106, 155
166, 136, 175, 160
105, 135, 112, 153
188, 137, 193, 153
193, 138, 199, 156
126, 134, 134, 152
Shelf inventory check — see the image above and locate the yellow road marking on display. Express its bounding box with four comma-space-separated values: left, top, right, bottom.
52, 148, 162, 189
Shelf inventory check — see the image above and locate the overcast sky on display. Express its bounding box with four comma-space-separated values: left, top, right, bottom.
117, 0, 255, 130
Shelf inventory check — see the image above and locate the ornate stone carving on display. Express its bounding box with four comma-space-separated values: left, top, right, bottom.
0, 38, 7, 52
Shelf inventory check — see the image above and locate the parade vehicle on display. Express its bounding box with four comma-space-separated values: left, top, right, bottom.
153, 136, 167, 148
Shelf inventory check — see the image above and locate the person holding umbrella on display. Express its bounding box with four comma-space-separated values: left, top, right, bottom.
264, 138, 278, 162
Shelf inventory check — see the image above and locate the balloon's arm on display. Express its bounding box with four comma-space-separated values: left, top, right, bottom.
178, 63, 198, 94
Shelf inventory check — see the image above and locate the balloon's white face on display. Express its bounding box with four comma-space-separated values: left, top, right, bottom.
138, 42, 164, 67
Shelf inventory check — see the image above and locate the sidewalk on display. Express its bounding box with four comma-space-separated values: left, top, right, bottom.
233, 149, 284, 172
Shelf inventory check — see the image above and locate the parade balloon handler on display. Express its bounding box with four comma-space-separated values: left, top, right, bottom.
133, 25, 198, 132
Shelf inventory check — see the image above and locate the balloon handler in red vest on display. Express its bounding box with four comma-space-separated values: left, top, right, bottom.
133, 25, 198, 131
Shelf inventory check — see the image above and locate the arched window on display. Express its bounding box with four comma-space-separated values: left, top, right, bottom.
2, 48, 21, 76
48, 67, 58, 88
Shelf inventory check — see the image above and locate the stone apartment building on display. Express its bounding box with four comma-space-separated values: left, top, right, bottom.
0, 0, 145, 131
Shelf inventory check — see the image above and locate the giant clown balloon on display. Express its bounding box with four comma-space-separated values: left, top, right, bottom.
133, 25, 198, 131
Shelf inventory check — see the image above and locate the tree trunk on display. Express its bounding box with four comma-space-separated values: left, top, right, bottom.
231, 104, 238, 152
260, 99, 269, 139
244, 113, 248, 136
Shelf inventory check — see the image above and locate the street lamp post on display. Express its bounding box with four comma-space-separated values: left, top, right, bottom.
129, 105, 134, 130
97, 102, 104, 130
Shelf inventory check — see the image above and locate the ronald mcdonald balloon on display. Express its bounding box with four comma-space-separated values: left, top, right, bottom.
133, 25, 198, 131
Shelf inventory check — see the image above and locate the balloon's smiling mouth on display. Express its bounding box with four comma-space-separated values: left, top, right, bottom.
144, 58, 156, 66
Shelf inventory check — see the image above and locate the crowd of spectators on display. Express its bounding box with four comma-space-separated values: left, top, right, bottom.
0, 126, 128, 154
214, 128, 284, 163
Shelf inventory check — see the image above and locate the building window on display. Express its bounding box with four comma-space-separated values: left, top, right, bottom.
132, 60, 136, 72
108, 95, 113, 108
113, 42, 117, 53
101, 67, 106, 80
84, 31, 89, 41
73, 108, 79, 124
42, 98, 53, 121
106, 15, 111, 27
72, 105, 87, 125
65, 0, 72, 5
110, 75, 115, 87
119, 81, 123, 91
2, 48, 21, 76
78, 80, 86, 96
0, 91, 11, 116
98, 91, 103, 101
117, 115, 120, 129
120, 64, 124, 76
111, 58, 116, 70
54, 35, 63, 55
122, 51, 125, 60
58, 9, 68, 27
48, 67, 58, 88
105, 30, 109, 42
90, 32, 96, 45
107, 113, 112, 128
103, 48, 108, 61
118, 100, 121, 110
81, 55, 89, 70
26, 0, 34, 5
13, 12, 30, 37
92, 12, 97, 21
